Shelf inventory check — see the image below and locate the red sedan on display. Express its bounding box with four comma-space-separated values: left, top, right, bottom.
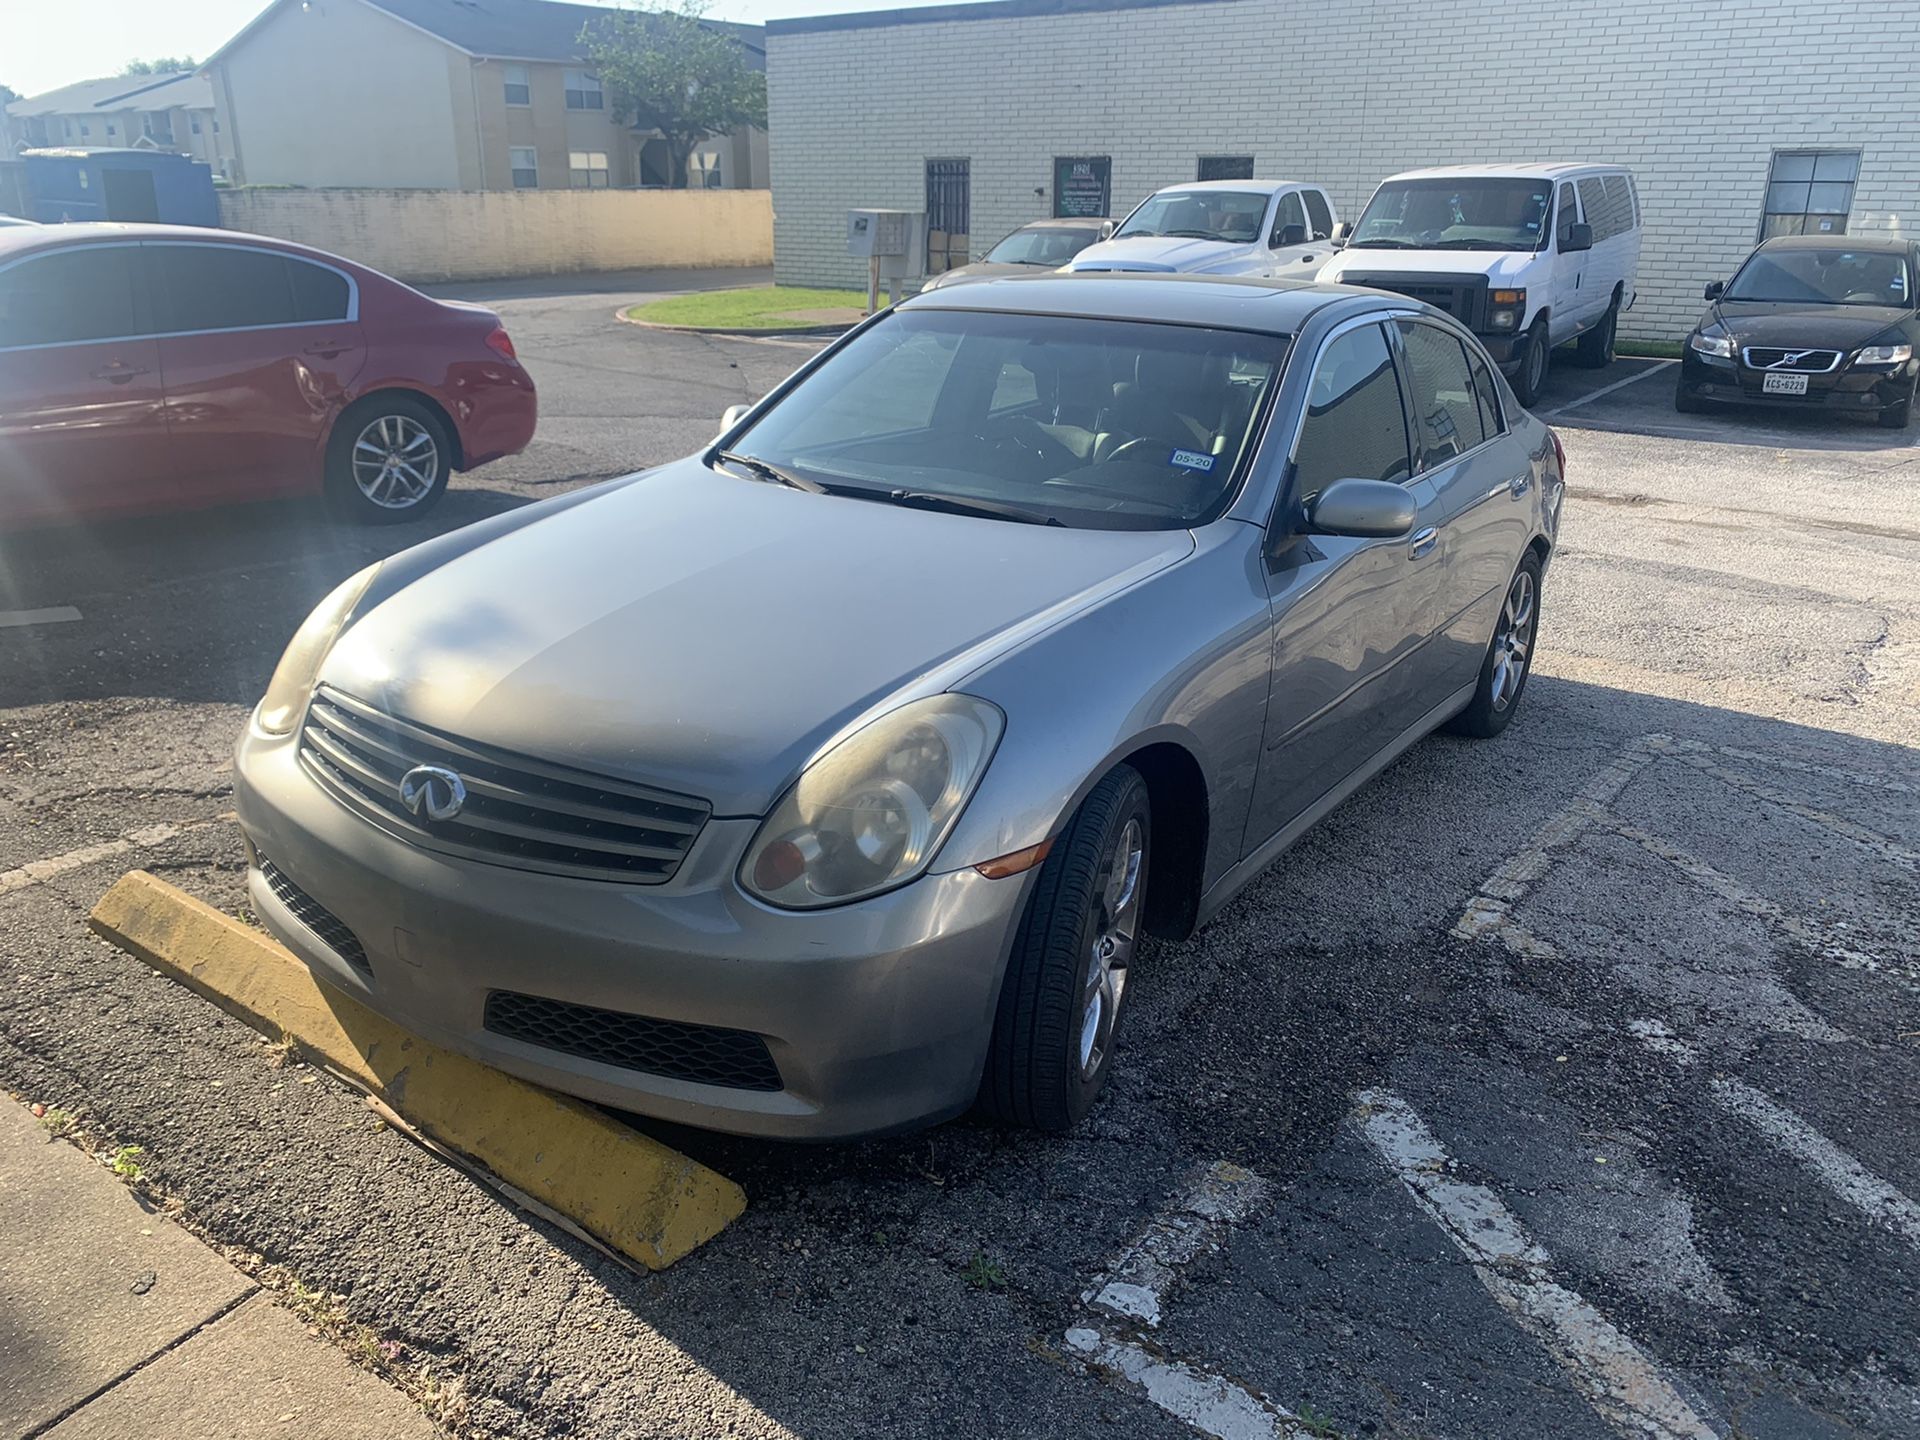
0, 224, 536, 527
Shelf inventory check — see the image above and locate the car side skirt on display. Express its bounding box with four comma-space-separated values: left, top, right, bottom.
1192, 681, 1478, 931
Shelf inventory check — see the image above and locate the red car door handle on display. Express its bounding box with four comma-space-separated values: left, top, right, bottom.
302, 341, 347, 359
91, 364, 149, 384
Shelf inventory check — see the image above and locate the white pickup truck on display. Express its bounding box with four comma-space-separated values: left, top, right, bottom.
1066, 180, 1341, 281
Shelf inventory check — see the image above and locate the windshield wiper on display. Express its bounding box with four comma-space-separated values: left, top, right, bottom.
1347, 239, 1413, 249
1163, 229, 1222, 240
883, 489, 1063, 526
715, 450, 825, 494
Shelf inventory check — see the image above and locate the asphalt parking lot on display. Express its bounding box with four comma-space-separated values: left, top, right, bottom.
3, 280, 1918, 1440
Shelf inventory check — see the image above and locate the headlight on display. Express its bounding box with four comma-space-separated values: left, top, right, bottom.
256, 564, 380, 735
1689, 330, 1734, 359
1855, 343, 1913, 366
1487, 288, 1525, 331
741, 695, 1004, 908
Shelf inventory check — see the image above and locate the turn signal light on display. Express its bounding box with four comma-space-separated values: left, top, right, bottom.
1491, 289, 1524, 305
975, 837, 1054, 880
484, 327, 518, 362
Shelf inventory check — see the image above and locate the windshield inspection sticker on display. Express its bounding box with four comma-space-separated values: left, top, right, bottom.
1170, 449, 1216, 472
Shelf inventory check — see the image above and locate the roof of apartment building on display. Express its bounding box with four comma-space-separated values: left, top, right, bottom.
5, 71, 214, 118
204, 0, 762, 70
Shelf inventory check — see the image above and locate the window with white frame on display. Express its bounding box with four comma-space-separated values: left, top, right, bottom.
569, 150, 610, 188
1761, 150, 1860, 240
510, 146, 539, 188
503, 64, 531, 106
78, 121, 90, 138
564, 70, 603, 110
190, 114, 202, 135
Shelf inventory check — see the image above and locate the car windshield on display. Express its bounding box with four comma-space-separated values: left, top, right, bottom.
983, 226, 1101, 266
722, 309, 1289, 530
1114, 190, 1269, 244
1349, 178, 1553, 251
1724, 248, 1912, 306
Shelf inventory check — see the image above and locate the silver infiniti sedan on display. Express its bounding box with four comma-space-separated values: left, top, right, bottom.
234, 274, 1564, 1139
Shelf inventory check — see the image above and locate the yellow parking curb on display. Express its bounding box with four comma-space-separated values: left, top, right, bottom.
89, 870, 745, 1270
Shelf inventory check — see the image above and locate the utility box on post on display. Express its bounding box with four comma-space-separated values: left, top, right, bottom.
847, 208, 925, 311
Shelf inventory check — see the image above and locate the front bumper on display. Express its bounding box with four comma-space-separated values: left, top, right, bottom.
233, 718, 1032, 1139
1677, 347, 1917, 414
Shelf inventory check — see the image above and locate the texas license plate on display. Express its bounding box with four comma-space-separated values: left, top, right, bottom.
1762, 372, 1810, 396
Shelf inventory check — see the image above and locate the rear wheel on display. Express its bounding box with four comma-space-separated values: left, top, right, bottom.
324, 395, 452, 524
1512, 321, 1550, 408
981, 765, 1149, 1132
1445, 554, 1542, 740
1575, 296, 1618, 368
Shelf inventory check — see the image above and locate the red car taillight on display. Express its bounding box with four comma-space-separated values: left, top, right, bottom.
1548, 425, 1565, 479
484, 326, 518, 362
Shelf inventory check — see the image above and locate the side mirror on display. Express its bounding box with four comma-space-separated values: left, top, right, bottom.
1099, 219, 1116, 239
1273, 223, 1307, 248
1306, 478, 1416, 539
1329, 221, 1350, 249
719, 403, 751, 432
1703, 280, 1725, 301
1562, 222, 1593, 253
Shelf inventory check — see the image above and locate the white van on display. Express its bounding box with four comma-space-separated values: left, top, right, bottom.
1067, 180, 1342, 281
1316, 164, 1641, 405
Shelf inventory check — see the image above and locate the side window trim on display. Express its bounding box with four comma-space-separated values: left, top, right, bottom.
137, 240, 361, 340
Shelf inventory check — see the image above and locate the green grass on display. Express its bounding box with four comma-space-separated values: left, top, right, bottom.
626, 286, 870, 331
1618, 339, 1683, 359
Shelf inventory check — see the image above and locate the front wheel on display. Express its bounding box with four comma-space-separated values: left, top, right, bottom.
1512, 321, 1550, 407
324, 395, 453, 525
1445, 554, 1542, 739
1674, 377, 1706, 414
1877, 379, 1916, 429
981, 765, 1150, 1132
1575, 299, 1617, 369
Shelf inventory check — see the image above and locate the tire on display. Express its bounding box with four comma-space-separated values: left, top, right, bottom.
1674, 376, 1706, 414
1445, 553, 1543, 740
1512, 321, 1550, 408
1877, 379, 1915, 429
324, 394, 453, 525
1575, 296, 1618, 369
981, 765, 1150, 1132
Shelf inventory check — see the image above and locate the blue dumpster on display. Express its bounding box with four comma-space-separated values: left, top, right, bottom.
15, 148, 219, 227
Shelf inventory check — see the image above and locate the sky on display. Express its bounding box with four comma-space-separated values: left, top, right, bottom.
1, 0, 946, 96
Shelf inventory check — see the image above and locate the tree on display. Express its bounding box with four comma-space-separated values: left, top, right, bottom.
121, 57, 198, 76
0, 84, 18, 108
579, 2, 765, 190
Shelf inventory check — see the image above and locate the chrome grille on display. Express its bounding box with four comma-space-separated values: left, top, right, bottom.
1741, 346, 1841, 373
298, 688, 709, 884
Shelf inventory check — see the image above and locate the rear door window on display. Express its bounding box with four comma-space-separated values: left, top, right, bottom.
1396, 321, 1487, 469
1293, 323, 1412, 491
1468, 348, 1505, 437
151, 244, 298, 333
0, 247, 142, 348
288, 259, 352, 322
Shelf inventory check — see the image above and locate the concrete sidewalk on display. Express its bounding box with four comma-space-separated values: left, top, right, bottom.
0, 1101, 436, 1440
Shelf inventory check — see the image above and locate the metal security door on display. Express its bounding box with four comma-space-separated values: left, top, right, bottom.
926, 159, 970, 273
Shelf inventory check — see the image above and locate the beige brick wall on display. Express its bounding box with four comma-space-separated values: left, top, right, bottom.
216, 186, 774, 281
768, 0, 1920, 343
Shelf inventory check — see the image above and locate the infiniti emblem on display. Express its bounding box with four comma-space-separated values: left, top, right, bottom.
398, 765, 467, 823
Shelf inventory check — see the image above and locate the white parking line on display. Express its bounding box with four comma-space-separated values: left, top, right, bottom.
1351, 1089, 1720, 1440
1083, 1160, 1271, 1327
1540, 360, 1674, 418
1063, 1328, 1317, 1440
1630, 1021, 1920, 1253
0, 606, 82, 629
1663, 737, 1917, 798
0, 816, 233, 898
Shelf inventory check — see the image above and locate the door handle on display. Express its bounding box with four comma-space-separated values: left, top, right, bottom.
1509, 473, 1532, 498
91, 364, 149, 384
302, 342, 346, 359
1409, 526, 1439, 559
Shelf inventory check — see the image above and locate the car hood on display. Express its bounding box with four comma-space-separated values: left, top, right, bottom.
320, 461, 1194, 816
1318, 248, 1537, 285
1701, 300, 1911, 350
1067, 235, 1260, 274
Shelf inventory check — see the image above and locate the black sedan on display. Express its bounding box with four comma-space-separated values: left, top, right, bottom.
1677, 235, 1920, 428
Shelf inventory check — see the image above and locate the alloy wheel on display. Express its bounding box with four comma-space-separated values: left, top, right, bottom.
351, 415, 440, 510
1079, 815, 1143, 1080
1490, 569, 1536, 713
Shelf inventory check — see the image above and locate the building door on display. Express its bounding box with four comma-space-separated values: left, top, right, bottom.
926, 159, 969, 273
102, 168, 160, 222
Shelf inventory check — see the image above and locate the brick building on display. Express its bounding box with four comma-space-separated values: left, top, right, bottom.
765, 0, 1918, 342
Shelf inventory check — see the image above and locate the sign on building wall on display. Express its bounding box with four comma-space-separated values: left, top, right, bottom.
1053, 156, 1111, 218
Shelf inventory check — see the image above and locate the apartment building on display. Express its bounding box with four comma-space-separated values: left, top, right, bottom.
205, 0, 766, 192
4, 72, 232, 175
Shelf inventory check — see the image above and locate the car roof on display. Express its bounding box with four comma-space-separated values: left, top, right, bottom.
1383, 163, 1627, 182
0, 221, 358, 269
900, 272, 1380, 334
1011, 217, 1109, 230
1147, 179, 1312, 196
1758, 233, 1912, 254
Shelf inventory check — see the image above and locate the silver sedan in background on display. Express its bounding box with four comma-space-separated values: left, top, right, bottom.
234, 274, 1563, 1139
